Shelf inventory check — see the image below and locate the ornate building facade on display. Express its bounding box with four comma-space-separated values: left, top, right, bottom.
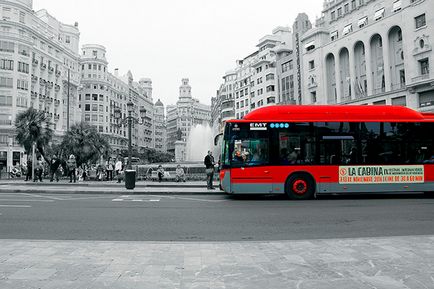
0, 0, 80, 170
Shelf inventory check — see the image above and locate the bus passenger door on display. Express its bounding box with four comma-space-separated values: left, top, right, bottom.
230, 138, 273, 193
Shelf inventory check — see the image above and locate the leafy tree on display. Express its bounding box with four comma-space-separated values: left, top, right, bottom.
14, 107, 53, 161
60, 122, 110, 166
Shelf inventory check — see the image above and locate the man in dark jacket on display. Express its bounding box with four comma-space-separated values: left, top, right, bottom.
50, 155, 61, 182
204, 150, 215, 189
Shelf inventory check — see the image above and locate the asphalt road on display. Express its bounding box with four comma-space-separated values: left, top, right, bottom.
1, 192, 434, 241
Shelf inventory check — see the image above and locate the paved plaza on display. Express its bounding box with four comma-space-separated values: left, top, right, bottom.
0, 236, 433, 288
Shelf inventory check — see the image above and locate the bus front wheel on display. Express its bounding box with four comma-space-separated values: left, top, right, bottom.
286, 174, 315, 200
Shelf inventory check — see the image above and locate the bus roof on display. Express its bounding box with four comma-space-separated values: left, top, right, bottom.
228, 105, 434, 123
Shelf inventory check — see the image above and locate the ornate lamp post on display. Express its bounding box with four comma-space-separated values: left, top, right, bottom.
114, 101, 146, 189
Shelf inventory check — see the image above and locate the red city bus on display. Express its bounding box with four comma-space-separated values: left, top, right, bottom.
218, 105, 434, 199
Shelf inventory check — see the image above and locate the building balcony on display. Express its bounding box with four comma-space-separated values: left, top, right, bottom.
412, 74, 430, 83
55, 70, 61, 77
40, 63, 47, 70
32, 58, 38, 66
38, 93, 45, 100
48, 66, 54, 74
391, 83, 406, 91
39, 78, 46, 86
46, 97, 53, 104
31, 75, 38, 83
31, 91, 37, 99
54, 100, 60, 107
55, 84, 61, 91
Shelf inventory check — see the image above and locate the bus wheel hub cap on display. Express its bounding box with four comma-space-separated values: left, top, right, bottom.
293, 180, 307, 195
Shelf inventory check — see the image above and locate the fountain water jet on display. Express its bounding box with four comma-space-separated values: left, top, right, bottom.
186, 124, 213, 161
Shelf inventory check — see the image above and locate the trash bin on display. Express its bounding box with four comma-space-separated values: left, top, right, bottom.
125, 170, 136, 190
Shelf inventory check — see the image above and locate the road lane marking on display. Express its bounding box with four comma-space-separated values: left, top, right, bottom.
0, 205, 31, 208
19, 193, 64, 200
111, 198, 160, 202
150, 195, 227, 203
0, 199, 54, 202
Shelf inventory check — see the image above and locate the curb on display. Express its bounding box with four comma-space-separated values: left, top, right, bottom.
0, 188, 226, 195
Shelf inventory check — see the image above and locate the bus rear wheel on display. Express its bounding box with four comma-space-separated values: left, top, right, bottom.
286, 174, 315, 200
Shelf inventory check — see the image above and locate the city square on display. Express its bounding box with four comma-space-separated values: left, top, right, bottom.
1, 0, 434, 288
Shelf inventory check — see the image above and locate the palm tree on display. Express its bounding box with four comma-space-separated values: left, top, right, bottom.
60, 122, 110, 166
15, 107, 53, 160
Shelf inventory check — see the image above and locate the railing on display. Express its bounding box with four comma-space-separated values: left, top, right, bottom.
412, 74, 430, 82
391, 83, 406, 91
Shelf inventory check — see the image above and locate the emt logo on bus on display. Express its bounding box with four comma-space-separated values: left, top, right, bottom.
339, 165, 424, 184
250, 123, 268, 131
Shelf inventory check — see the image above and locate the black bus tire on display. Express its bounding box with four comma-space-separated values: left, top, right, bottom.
285, 174, 315, 200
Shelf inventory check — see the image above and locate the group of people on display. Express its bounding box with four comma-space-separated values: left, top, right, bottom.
21, 155, 126, 183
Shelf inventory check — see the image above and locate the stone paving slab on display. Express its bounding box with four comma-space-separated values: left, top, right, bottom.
0, 236, 433, 288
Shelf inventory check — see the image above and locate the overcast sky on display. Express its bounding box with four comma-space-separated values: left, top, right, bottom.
34, 0, 324, 106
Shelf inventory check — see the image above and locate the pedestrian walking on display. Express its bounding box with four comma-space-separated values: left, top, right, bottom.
106, 157, 114, 181
49, 155, 61, 182
67, 154, 77, 183
204, 150, 215, 189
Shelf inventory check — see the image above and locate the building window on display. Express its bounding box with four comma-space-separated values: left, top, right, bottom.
343, 24, 353, 35
0, 77, 13, 88
85, 104, 90, 111
374, 8, 385, 21
85, 114, 90, 122
337, 7, 342, 17
344, 3, 349, 13
419, 58, 429, 75
0, 59, 13, 70
415, 14, 426, 29
309, 60, 315, 70
357, 16, 368, 28
65, 36, 71, 44
17, 79, 28, 90
351, 0, 356, 9
419, 91, 434, 107
0, 95, 12, 106
311, 91, 317, 103
0, 40, 14, 53
85, 94, 91, 101
331, 30, 338, 41
256, 66, 262, 73
393, 0, 402, 12
331, 11, 336, 21
18, 62, 29, 73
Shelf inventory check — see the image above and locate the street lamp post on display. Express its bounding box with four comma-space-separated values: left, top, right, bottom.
114, 101, 146, 189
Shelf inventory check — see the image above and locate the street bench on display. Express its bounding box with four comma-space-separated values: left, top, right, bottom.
150, 171, 176, 181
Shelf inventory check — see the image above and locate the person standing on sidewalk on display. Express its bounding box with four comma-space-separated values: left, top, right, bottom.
49, 155, 61, 182
34, 156, 44, 182
204, 150, 215, 190
25, 158, 32, 181
115, 157, 123, 183
106, 157, 114, 181
67, 154, 77, 183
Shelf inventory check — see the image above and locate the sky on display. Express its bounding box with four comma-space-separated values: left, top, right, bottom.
33, 0, 324, 106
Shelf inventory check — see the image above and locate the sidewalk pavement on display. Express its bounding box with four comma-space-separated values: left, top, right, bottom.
0, 235, 433, 288
0, 179, 223, 195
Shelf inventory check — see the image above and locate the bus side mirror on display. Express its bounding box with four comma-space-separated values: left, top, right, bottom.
214, 133, 223, 146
